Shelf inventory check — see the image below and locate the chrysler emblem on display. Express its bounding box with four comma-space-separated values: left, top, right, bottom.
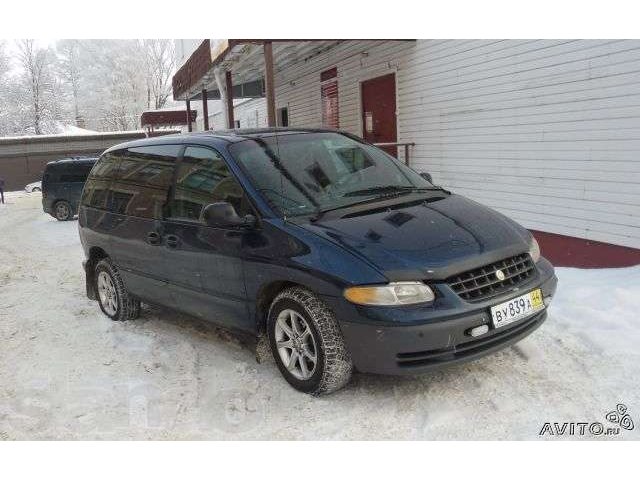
495, 269, 505, 281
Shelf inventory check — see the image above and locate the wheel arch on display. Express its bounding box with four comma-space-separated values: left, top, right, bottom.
255, 280, 304, 335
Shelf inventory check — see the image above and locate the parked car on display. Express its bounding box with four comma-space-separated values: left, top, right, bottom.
78, 129, 557, 395
25, 181, 42, 193
42, 157, 98, 221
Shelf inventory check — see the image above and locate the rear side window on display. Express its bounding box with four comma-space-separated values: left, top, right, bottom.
82, 153, 118, 210
90, 153, 120, 179
168, 146, 249, 222
81, 178, 110, 210
46, 162, 94, 184
109, 145, 180, 219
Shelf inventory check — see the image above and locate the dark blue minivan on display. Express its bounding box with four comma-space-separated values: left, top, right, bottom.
43, 157, 97, 221
78, 129, 557, 395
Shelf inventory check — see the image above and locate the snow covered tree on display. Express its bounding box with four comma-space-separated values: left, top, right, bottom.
0, 41, 8, 77
56, 40, 83, 127
1, 39, 177, 135
15, 39, 64, 135
0, 41, 17, 136
142, 39, 175, 110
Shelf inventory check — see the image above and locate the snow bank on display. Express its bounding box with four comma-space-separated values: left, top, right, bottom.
552, 266, 640, 355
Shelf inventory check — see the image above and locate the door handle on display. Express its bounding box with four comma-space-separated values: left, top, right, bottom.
165, 234, 180, 249
147, 231, 161, 245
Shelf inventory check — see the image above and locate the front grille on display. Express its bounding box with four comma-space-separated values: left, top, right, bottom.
446, 253, 536, 302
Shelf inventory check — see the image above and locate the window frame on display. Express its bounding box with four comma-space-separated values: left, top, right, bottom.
164, 143, 258, 228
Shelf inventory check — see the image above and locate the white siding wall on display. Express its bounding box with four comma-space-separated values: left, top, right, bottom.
210, 98, 268, 129
399, 40, 640, 249
269, 39, 640, 249
274, 41, 412, 135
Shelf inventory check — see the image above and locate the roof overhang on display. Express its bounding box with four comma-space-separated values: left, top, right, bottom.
172, 39, 349, 101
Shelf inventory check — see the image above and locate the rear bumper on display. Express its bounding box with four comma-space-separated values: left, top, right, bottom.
325, 258, 558, 375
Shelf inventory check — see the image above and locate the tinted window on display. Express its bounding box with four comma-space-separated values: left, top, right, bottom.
90, 153, 120, 179
81, 178, 110, 209
109, 145, 180, 219
59, 172, 90, 183
169, 146, 248, 222
46, 161, 94, 183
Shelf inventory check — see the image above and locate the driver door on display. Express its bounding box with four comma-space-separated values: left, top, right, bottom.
162, 146, 253, 331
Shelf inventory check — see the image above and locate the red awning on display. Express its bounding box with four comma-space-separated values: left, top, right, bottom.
140, 110, 197, 128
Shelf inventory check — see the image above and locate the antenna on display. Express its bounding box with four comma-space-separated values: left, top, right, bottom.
273, 127, 285, 221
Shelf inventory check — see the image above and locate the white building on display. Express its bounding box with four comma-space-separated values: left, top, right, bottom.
172, 39, 640, 266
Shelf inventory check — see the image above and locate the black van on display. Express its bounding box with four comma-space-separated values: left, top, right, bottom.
43, 157, 98, 221
78, 129, 557, 395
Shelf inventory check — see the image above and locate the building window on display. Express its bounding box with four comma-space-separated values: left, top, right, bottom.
234, 120, 241, 129
277, 107, 289, 127
320, 67, 339, 129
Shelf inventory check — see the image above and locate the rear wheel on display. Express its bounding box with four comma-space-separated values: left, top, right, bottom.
32, 187, 41, 192
268, 287, 353, 395
95, 258, 140, 321
53, 200, 72, 221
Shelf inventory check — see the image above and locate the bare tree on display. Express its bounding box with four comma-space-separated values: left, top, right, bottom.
56, 39, 83, 127
1, 39, 177, 135
0, 41, 8, 77
0, 41, 11, 134
142, 39, 175, 110
15, 39, 60, 134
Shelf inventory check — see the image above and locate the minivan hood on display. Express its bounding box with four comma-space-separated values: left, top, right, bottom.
297, 194, 532, 281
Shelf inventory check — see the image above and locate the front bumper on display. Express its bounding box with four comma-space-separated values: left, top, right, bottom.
323, 257, 558, 375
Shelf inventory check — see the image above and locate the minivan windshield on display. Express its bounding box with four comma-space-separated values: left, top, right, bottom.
229, 132, 442, 217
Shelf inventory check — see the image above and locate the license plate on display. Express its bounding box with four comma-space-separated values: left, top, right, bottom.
490, 289, 544, 329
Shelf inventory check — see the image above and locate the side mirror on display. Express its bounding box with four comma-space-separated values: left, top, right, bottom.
202, 202, 256, 229
420, 172, 433, 183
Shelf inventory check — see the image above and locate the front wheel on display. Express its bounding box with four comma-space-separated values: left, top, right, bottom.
53, 200, 72, 221
95, 259, 141, 321
268, 287, 353, 395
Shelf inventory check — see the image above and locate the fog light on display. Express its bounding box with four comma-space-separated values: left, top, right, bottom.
469, 325, 489, 337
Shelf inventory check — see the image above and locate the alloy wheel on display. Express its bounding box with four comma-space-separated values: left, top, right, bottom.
97, 271, 118, 316
274, 309, 318, 380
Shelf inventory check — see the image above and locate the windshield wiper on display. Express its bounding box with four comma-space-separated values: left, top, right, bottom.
311, 192, 419, 221
343, 185, 442, 197
310, 185, 449, 222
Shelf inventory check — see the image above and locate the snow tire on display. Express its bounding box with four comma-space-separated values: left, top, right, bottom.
268, 286, 353, 395
95, 258, 141, 321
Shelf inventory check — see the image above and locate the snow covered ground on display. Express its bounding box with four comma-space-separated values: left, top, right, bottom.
1, 193, 639, 440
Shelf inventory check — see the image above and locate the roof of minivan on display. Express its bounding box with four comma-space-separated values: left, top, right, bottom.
45, 157, 98, 168
102, 128, 353, 154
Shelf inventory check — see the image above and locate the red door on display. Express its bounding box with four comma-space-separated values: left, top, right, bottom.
361, 73, 397, 157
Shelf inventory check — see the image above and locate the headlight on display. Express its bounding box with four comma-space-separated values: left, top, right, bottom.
344, 282, 435, 306
528, 236, 541, 263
